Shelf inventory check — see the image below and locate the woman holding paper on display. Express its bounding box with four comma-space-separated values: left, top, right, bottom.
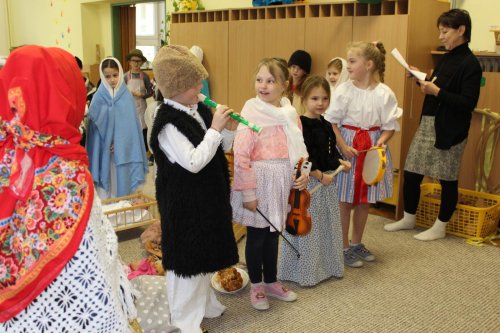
384, 9, 482, 241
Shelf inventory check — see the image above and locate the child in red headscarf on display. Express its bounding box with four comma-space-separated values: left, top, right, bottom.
0, 45, 136, 332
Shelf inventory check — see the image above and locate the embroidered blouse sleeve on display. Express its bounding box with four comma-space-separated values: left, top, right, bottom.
380, 87, 402, 131
232, 128, 257, 202
158, 124, 223, 173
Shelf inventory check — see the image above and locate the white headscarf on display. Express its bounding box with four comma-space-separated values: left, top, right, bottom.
326, 57, 349, 92
99, 56, 124, 98
190, 45, 204, 63
240, 96, 308, 168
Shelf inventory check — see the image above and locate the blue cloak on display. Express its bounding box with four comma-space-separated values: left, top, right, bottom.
86, 81, 148, 197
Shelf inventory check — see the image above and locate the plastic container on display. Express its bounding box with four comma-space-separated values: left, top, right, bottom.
416, 184, 500, 239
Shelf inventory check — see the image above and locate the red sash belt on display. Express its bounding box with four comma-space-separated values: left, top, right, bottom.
342, 125, 380, 205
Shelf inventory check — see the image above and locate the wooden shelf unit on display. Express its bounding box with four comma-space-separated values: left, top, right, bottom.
170, 0, 450, 219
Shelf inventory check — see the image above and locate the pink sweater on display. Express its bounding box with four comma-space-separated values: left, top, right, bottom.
233, 125, 289, 193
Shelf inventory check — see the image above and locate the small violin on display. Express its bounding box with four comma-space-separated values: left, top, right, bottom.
286, 158, 312, 236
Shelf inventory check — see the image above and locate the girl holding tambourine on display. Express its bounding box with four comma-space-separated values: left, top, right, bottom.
324, 41, 402, 268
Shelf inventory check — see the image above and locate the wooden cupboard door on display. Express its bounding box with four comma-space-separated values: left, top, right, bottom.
228, 21, 266, 111
353, 15, 409, 171
304, 17, 353, 76
264, 19, 306, 61
197, 22, 229, 104
170, 22, 199, 47
171, 21, 229, 105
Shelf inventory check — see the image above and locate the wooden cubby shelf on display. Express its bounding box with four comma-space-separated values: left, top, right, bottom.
355, 3, 368, 16
171, 1, 409, 23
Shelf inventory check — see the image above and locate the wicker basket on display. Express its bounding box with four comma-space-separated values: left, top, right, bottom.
416, 184, 500, 239
101, 192, 159, 232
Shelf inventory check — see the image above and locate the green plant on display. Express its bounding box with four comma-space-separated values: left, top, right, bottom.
163, 0, 204, 45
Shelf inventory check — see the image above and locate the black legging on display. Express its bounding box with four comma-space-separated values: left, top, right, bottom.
403, 170, 458, 222
245, 226, 279, 284
142, 128, 149, 153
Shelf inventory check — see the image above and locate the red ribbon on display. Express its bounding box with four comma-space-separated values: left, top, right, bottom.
342, 125, 380, 205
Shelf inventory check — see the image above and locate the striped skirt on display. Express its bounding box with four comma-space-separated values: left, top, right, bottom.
336, 127, 394, 204
404, 116, 466, 181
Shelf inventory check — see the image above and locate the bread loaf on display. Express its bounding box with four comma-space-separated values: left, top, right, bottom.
216, 267, 243, 292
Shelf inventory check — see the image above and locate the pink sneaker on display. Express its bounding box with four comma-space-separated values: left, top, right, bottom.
250, 284, 269, 310
265, 282, 297, 302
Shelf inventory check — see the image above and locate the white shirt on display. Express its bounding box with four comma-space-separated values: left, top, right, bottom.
158, 98, 234, 173
324, 80, 402, 131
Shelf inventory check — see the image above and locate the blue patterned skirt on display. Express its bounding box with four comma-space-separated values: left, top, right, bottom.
335, 127, 394, 204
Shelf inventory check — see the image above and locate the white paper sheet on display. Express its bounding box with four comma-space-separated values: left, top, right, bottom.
391, 48, 427, 81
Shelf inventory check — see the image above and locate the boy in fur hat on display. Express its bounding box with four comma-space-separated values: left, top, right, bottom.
124, 49, 154, 165
150, 45, 239, 333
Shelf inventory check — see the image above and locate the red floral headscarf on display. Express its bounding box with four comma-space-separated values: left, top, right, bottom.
0, 46, 94, 321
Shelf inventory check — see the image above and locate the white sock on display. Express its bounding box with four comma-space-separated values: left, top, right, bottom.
384, 212, 416, 231
414, 218, 447, 241
251, 282, 264, 288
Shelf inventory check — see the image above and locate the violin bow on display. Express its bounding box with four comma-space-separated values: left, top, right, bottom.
256, 208, 301, 258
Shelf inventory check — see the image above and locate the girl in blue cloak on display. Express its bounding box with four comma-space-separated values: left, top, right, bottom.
86, 57, 148, 199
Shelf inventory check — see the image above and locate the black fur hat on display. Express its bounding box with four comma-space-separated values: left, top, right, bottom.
288, 50, 312, 74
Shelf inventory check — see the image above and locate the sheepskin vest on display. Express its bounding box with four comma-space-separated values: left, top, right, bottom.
150, 102, 238, 277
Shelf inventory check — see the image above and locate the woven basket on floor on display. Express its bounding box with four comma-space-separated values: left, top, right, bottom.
416, 184, 500, 239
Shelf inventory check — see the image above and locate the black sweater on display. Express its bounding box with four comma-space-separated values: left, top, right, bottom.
422, 43, 482, 150
150, 102, 238, 277
301, 115, 342, 172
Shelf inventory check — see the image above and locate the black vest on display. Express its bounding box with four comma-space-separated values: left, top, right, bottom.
150, 102, 238, 277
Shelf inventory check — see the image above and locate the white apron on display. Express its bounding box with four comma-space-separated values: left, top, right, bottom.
127, 72, 147, 129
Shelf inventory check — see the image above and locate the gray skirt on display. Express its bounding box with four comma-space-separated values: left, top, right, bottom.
404, 115, 466, 181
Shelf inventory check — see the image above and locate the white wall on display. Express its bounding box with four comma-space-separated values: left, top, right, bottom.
200, 0, 354, 8
0, 0, 10, 56
457, 0, 499, 52
201, 0, 251, 9
6, 0, 84, 58
81, 2, 113, 65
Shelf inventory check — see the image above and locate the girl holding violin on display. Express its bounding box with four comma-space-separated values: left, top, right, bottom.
279, 76, 351, 286
231, 58, 309, 311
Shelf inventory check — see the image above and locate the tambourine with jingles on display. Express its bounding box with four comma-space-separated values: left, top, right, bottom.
362, 147, 386, 185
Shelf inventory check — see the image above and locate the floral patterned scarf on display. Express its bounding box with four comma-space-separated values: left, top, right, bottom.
0, 46, 94, 321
